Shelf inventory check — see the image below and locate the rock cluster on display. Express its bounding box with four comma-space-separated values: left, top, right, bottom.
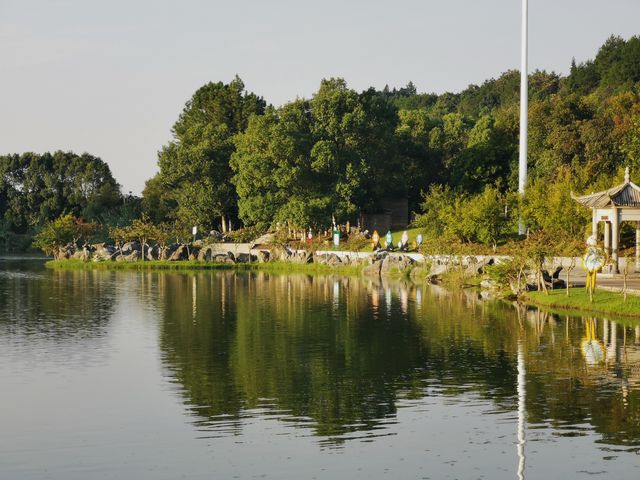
59, 242, 259, 265
362, 252, 415, 277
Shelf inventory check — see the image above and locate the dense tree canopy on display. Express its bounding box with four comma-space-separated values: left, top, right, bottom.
0, 151, 121, 235
149, 76, 266, 231
231, 79, 403, 229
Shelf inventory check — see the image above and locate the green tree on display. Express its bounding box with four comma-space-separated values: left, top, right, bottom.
0, 151, 121, 236
232, 79, 402, 229
141, 174, 174, 224
115, 217, 159, 261
520, 166, 590, 239
460, 185, 508, 246
32, 214, 96, 258
154, 77, 265, 231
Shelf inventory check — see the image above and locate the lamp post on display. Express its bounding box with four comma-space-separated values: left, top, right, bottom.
519, 0, 528, 235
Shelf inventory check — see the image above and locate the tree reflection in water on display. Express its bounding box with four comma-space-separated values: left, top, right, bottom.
148, 270, 640, 449
157, 272, 507, 443
0, 265, 115, 342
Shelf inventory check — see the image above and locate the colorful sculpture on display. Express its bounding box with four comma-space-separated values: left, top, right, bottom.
582, 235, 605, 302
385, 231, 393, 250
400, 230, 409, 251
371, 230, 380, 250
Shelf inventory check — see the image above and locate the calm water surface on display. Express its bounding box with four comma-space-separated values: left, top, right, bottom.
1, 259, 639, 479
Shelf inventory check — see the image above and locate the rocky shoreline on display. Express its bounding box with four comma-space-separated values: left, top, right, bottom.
52, 240, 584, 292
50, 239, 503, 282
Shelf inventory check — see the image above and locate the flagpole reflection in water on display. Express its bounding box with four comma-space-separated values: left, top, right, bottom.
517, 340, 526, 480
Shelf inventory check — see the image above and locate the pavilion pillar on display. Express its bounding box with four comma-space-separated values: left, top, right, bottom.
604, 222, 611, 257
636, 222, 640, 271
611, 209, 620, 274
592, 209, 598, 239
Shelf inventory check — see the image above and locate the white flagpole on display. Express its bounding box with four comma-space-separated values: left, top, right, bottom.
519, 0, 528, 235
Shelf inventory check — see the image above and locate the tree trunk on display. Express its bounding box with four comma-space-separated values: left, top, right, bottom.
539, 268, 548, 294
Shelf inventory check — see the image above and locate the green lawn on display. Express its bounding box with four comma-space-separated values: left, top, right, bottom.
526, 288, 640, 319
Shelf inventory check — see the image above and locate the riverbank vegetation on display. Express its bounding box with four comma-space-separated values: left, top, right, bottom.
3, 35, 640, 257
45, 258, 365, 276
526, 289, 640, 319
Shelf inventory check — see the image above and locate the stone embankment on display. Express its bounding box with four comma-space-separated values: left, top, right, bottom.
54, 241, 606, 290
57, 241, 257, 264
55, 240, 509, 280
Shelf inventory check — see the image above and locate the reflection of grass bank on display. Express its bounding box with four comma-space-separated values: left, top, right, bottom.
526, 288, 640, 319
45, 259, 364, 276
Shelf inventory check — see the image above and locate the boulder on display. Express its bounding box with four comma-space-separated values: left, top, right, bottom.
72, 249, 90, 262
257, 250, 270, 263
147, 245, 160, 261
92, 243, 115, 262
362, 259, 382, 277
169, 245, 188, 261
115, 250, 140, 262
121, 241, 141, 255
288, 251, 312, 264
267, 245, 288, 261
198, 245, 214, 262
327, 254, 342, 267
428, 263, 449, 278
236, 253, 255, 263
315, 253, 342, 266
380, 255, 414, 276
159, 246, 171, 261
213, 253, 235, 264
552, 279, 566, 289
253, 233, 275, 245
57, 243, 76, 260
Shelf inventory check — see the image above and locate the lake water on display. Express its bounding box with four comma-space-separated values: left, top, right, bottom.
1, 258, 639, 479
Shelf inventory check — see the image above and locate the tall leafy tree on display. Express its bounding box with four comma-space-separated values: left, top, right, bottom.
155, 76, 265, 231
232, 79, 402, 229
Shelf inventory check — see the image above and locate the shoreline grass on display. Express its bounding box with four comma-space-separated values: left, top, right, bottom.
45, 259, 365, 276
525, 288, 640, 319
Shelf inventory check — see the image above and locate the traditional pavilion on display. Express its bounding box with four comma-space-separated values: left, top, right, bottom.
572, 168, 640, 274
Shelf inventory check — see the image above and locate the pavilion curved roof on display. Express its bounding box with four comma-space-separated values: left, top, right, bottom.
572, 171, 640, 208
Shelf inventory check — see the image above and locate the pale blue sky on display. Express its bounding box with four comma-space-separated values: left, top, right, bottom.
1, 0, 639, 194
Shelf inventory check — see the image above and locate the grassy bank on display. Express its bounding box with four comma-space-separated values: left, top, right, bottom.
45, 259, 365, 276
526, 288, 640, 319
